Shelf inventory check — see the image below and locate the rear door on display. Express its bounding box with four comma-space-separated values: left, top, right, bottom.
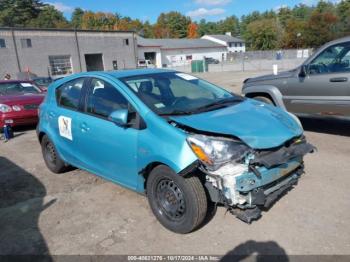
49, 77, 88, 166
284, 41, 350, 117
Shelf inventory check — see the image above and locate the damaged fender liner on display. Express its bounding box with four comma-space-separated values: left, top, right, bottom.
250, 141, 315, 169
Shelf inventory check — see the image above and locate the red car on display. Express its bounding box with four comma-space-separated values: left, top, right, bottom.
0, 80, 45, 128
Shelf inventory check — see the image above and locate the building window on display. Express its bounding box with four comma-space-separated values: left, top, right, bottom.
0, 39, 5, 48
123, 39, 129, 46
20, 38, 32, 48
186, 55, 193, 60
49, 55, 73, 76
235, 43, 238, 47
240, 43, 242, 47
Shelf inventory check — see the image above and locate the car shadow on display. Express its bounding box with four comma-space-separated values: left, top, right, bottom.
0, 157, 54, 259
300, 117, 350, 137
220, 240, 289, 262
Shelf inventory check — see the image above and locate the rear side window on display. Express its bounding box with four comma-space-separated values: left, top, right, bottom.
86, 78, 128, 119
56, 78, 85, 110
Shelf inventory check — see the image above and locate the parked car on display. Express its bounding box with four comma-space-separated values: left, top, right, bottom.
37, 69, 314, 233
32, 77, 53, 91
205, 57, 220, 64
0, 80, 45, 128
138, 59, 155, 68
242, 37, 350, 119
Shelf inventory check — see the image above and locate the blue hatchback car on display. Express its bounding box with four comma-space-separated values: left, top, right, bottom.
37, 69, 314, 233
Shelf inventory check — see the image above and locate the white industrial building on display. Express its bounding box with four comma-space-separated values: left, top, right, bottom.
137, 36, 228, 68
201, 33, 245, 53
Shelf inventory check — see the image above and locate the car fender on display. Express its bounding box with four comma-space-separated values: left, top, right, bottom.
242, 85, 286, 110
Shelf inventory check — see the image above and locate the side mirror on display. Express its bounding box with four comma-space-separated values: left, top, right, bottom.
108, 109, 129, 127
299, 65, 308, 78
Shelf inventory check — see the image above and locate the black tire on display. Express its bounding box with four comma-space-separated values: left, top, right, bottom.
41, 135, 67, 174
253, 96, 274, 105
146, 165, 207, 234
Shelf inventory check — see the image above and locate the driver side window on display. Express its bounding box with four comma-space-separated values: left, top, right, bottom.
86, 78, 128, 119
309, 42, 350, 75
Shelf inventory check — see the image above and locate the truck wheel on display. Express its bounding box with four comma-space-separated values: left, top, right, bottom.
253, 96, 274, 105
146, 165, 207, 234
41, 135, 67, 174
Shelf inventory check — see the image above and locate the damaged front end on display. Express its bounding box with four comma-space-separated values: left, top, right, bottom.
186, 133, 315, 223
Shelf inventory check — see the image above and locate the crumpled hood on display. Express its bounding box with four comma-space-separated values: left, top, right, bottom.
245, 69, 296, 84
171, 99, 303, 149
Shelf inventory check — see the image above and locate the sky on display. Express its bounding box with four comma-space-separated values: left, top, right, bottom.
46, 0, 331, 22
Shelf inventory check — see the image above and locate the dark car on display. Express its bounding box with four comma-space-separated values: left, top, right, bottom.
32, 77, 53, 92
0, 80, 45, 128
242, 37, 350, 119
205, 57, 220, 64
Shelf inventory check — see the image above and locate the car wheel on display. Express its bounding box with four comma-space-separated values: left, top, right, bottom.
146, 165, 207, 234
253, 96, 274, 105
41, 135, 67, 174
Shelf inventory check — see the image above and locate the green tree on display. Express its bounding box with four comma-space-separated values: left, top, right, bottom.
336, 0, 350, 35
217, 16, 240, 35
291, 4, 313, 19
304, 4, 338, 47
141, 21, 154, 38
197, 19, 222, 36
154, 12, 191, 38
244, 18, 282, 50
81, 11, 118, 30
277, 7, 293, 27
0, 0, 45, 27
71, 8, 84, 29
29, 5, 69, 28
281, 18, 307, 48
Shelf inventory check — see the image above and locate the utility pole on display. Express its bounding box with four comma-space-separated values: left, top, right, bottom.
11, 28, 21, 73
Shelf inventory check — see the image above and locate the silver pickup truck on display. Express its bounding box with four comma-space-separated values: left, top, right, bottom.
242, 37, 350, 119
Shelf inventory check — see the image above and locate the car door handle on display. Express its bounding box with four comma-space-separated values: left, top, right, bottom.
330, 77, 348, 82
80, 122, 90, 132
48, 112, 56, 118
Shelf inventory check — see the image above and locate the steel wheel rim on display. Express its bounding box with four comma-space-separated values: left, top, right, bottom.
45, 142, 56, 164
155, 178, 186, 221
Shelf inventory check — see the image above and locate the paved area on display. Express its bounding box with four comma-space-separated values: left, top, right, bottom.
1, 70, 350, 256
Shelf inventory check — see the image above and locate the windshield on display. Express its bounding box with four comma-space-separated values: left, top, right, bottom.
34, 78, 52, 86
119, 72, 242, 116
0, 82, 41, 96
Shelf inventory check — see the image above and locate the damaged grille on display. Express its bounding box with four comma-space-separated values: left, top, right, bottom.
250, 140, 316, 169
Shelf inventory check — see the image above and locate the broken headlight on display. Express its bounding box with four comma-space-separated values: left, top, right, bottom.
187, 134, 249, 170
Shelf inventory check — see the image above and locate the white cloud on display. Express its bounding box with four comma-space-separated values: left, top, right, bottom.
187, 7, 226, 18
46, 2, 74, 13
194, 0, 232, 6
301, 0, 340, 6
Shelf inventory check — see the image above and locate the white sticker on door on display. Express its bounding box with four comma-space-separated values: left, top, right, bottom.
58, 116, 72, 140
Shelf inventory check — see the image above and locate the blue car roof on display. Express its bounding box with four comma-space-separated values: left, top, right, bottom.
73, 69, 177, 79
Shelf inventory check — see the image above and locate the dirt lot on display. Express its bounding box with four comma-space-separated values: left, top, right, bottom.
1, 70, 350, 257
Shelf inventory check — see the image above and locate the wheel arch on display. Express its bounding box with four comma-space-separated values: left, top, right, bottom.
38, 131, 46, 143
242, 85, 286, 110
138, 160, 201, 193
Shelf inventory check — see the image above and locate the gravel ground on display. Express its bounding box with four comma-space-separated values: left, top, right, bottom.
1, 70, 350, 257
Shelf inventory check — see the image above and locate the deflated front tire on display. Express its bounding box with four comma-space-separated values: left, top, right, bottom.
146, 165, 207, 234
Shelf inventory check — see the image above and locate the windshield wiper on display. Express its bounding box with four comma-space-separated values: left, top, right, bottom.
159, 110, 194, 116
192, 96, 244, 113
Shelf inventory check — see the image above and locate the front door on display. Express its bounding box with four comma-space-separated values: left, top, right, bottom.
284, 42, 350, 117
74, 77, 139, 189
